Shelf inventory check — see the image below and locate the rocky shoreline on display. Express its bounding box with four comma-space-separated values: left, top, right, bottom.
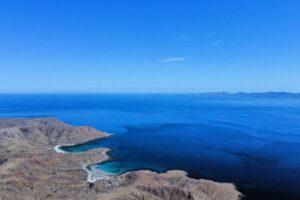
0, 118, 242, 200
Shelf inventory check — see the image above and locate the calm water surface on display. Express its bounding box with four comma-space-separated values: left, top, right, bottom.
1, 94, 300, 200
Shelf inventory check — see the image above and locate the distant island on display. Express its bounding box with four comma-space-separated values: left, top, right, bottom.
182, 92, 300, 98
196, 92, 300, 98
148, 92, 300, 98
0, 118, 241, 200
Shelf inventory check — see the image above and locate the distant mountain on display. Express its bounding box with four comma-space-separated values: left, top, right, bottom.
196, 92, 300, 98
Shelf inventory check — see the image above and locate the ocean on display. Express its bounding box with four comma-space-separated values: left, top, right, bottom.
1, 94, 300, 200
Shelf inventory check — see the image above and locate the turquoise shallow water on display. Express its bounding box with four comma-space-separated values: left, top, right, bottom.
90, 160, 166, 175
1, 94, 300, 200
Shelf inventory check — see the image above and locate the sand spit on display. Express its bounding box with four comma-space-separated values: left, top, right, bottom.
0, 118, 242, 200
54, 145, 67, 154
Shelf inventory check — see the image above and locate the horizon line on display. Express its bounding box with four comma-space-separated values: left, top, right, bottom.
0, 91, 299, 95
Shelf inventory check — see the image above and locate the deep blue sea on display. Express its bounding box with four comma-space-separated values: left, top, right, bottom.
1, 94, 300, 200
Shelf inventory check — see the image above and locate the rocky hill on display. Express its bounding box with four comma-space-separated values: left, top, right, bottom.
0, 118, 241, 200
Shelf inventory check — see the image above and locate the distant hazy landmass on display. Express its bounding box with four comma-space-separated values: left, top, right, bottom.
196, 92, 300, 98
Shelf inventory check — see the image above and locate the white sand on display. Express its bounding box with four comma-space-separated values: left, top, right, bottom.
54, 145, 67, 154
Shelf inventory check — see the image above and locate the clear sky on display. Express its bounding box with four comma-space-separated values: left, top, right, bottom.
0, 0, 299, 93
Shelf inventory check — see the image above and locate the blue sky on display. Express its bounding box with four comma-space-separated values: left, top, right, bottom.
0, 0, 299, 93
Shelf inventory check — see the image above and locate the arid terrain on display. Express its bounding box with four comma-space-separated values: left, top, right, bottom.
0, 118, 242, 200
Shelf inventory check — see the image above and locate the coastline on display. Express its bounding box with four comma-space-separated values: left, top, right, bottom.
54, 145, 67, 154
54, 128, 242, 192
55, 144, 113, 183
58, 140, 242, 199
54, 134, 115, 182
83, 162, 113, 183
0, 118, 242, 200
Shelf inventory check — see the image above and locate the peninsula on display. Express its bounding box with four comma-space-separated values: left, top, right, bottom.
0, 118, 241, 200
